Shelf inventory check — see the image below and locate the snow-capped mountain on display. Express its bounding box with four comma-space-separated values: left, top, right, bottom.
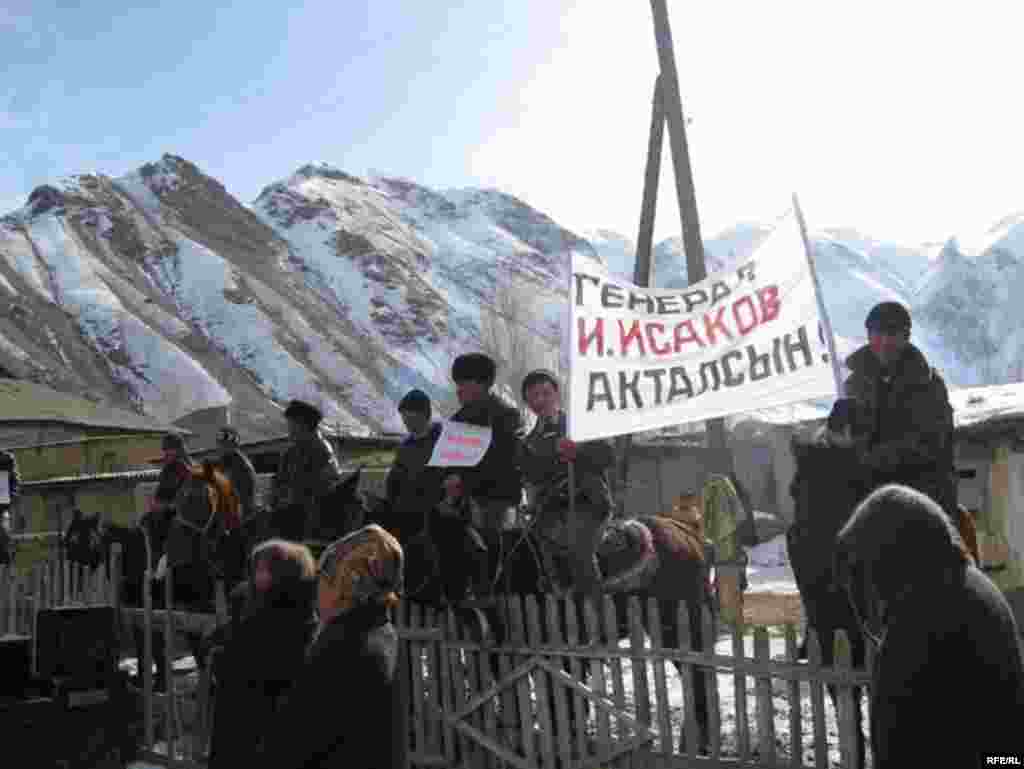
0, 154, 1019, 438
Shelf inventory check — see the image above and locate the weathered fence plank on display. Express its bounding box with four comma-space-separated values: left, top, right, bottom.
753, 628, 777, 764
807, 629, 828, 769
785, 625, 803, 768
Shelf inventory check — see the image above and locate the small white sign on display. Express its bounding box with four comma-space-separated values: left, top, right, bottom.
0, 471, 9, 504
426, 422, 493, 468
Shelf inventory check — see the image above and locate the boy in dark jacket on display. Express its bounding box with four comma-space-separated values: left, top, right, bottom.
836, 484, 1024, 768
383, 389, 443, 543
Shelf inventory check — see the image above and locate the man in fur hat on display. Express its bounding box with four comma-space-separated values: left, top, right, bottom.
442, 353, 524, 583
270, 399, 344, 541
827, 301, 957, 519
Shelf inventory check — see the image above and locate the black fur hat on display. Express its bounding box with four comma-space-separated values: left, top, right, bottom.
284, 399, 323, 429
397, 388, 431, 417
865, 302, 911, 334
521, 368, 560, 400
451, 353, 496, 387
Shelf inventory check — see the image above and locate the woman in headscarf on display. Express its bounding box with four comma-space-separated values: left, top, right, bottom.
209, 539, 319, 769
258, 524, 409, 769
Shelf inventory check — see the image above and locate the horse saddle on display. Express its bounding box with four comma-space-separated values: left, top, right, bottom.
596, 519, 659, 592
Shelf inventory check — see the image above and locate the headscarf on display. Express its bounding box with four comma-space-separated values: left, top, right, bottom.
317, 524, 404, 616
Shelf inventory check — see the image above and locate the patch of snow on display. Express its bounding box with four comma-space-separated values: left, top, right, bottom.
0, 330, 29, 360
116, 170, 165, 215
0, 223, 54, 301
744, 534, 799, 595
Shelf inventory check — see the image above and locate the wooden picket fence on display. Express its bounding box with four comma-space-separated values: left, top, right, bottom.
396, 595, 872, 769
0, 559, 873, 769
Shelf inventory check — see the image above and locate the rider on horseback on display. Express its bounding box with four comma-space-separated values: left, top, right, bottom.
269, 399, 344, 542
442, 353, 524, 592
214, 426, 257, 525
520, 369, 615, 598
152, 433, 193, 519
384, 389, 444, 544
828, 302, 957, 520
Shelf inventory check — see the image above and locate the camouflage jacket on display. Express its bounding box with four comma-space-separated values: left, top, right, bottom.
520, 411, 614, 516
270, 431, 344, 515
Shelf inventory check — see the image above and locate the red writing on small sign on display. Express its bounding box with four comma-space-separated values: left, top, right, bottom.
440, 450, 472, 462
444, 434, 483, 448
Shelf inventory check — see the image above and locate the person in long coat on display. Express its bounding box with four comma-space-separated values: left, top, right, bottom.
257, 524, 408, 769
208, 539, 318, 769
830, 301, 957, 518
269, 400, 344, 541
836, 484, 1024, 768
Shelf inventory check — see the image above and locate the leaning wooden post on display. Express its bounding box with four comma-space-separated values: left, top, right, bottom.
142, 528, 154, 753
616, 74, 664, 513
110, 543, 122, 643
648, 0, 734, 471
164, 566, 178, 762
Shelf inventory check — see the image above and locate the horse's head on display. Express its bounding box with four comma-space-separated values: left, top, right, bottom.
789, 427, 871, 529
63, 511, 105, 569
317, 466, 368, 541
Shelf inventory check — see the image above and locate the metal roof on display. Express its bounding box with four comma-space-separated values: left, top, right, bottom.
0, 378, 188, 435
21, 468, 162, 490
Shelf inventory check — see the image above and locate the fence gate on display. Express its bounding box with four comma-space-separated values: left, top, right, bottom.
398, 595, 676, 769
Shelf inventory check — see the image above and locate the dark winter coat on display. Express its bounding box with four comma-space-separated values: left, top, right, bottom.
270, 431, 344, 535
216, 448, 257, 517
843, 343, 957, 515
446, 394, 524, 505
153, 458, 193, 506
836, 484, 1024, 768
257, 602, 408, 769
209, 577, 318, 769
521, 411, 614, 518
384, 421, 444, 541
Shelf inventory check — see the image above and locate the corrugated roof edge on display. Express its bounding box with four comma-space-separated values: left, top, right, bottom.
21, 469, 162, 489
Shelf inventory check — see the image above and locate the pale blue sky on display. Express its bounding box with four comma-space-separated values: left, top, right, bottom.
3, 1, 1023, 247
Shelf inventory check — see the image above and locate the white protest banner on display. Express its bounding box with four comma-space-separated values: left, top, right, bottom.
426, 422, 494, 467
0, 471, 8, 504
567, 209, 838, 442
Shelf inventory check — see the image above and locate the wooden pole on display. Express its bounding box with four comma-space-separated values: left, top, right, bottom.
649, 0, 733, 466
616, 74, 665, 515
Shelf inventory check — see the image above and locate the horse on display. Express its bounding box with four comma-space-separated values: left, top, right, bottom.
263, 466, 367, 545
367, 491, 715, 756
788, 428, 873, 769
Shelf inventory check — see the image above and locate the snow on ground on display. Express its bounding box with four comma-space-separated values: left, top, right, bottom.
744, 534, 800, 595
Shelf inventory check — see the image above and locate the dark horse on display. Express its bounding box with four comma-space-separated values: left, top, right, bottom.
367, 493, 715, 756
257, 466, 368, 546
63, 508, 185, 690
788, 428, 872, 769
